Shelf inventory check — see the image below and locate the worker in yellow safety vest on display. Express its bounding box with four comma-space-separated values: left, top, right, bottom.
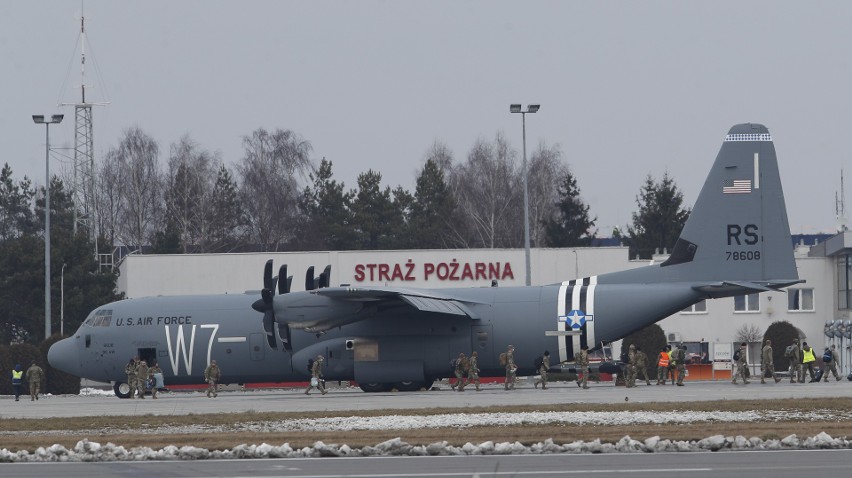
11, 364, 23, 401
801, 341, 817, 382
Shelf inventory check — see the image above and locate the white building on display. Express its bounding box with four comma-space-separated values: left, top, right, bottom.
116, 237, 851, 376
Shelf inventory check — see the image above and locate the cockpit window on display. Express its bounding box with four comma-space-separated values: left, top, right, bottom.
86, 309, 113, 327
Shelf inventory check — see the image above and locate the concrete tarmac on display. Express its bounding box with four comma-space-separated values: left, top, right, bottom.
2, 377, 848, 419
3, 449, 852, 477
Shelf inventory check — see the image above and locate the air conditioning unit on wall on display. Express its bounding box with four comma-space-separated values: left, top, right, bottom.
668, 332, 682, 342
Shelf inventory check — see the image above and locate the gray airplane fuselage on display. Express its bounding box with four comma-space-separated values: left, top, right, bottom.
50, 280, 704, 387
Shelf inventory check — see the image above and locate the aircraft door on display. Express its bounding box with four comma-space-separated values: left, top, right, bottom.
138, 348, 156, 366
249, 333, 265, 361
471, 324, 494, 369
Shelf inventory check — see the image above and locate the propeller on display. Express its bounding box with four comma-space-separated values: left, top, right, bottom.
276, 264, 293, 351
305, 266, 316, 291
278, 264, 291, 294
305, 265, 332, 290
319, 265, 331, 288
251, 260, 279, 350
253, 259, 299, 350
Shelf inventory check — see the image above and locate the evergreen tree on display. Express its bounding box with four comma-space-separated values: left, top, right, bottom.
209, 165, 245, 252
618, 172, 691, 259
542, 169, 596, 247
1, 178, 121, 344
350, 170, 400, 250
763, 320, 801, 371
621, 323, 668, 380
409, 159, 456, 249
295, 159, 355, 250
0, 164, 36, 240
150, 219, 183, 254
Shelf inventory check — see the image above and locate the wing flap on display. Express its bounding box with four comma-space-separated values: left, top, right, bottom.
399, 295, 478, 318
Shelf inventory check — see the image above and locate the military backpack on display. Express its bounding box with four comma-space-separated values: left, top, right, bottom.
823, 350, 832, 363
307, 358, 314, 373
499, 352, 507, 366
534, 355, 544, 370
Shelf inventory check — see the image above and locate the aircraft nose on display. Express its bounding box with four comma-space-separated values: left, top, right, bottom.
48, 337, 80, 376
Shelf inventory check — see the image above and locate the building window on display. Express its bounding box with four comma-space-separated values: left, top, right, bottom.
787, 288, 814, 311
734, 293, 759, 312
838, 255, 852, 310
681, 300, 707, 314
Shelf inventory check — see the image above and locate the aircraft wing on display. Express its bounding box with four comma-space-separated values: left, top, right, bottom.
280, 286, 484, 332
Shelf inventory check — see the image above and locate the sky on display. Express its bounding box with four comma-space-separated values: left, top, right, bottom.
3, 1, 852, 236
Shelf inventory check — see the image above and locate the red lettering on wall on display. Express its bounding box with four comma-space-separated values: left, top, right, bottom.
424, 263, 435, 280
378, 263, 390, 282
475, 262, 486, 280
501, 262, 515, 280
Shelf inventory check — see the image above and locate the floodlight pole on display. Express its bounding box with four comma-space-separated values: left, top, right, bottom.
33, 114, 64, 339
510, 104, 540, 286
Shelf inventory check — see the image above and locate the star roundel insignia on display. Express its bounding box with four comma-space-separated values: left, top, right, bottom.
566, 309, 586, 330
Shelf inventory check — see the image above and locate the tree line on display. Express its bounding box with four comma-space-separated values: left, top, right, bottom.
1, 124, 690, 345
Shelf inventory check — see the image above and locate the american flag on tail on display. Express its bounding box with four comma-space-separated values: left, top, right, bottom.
723, 179, 751, 194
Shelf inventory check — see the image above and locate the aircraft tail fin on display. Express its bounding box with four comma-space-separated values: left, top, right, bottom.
605, 124, 798, 286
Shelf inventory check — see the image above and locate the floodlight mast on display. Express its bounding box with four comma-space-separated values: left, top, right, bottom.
32, 113, 64, 339
509, 104, 540, 286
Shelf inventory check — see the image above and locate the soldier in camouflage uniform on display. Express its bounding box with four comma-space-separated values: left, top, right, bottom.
204, 360, 221, 398
674, 345, 687, 386
625, 344, 637, 388
534, 351, 551, 390
732, 342, 750, 384
125, 357, 138, 399
788, 339, 802, 384
148, 362, 163, 398
760, 339, 780, 384
451, 353, 467, 391
823, 345, 841, 381
634, 346, 652, 386
135, 359, 149, 399
576, 345, 590, 389
467, 351, 481, 391
504, 345, 516, 390
25, 361, 44, 401
304, 355, 327, 395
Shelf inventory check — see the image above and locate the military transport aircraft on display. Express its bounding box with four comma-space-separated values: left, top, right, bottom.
49, 123, 800, 397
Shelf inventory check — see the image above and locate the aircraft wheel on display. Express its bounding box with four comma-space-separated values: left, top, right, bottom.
113, 381, 132, 399
358, 382, 393, 393
394, 381, 424, 392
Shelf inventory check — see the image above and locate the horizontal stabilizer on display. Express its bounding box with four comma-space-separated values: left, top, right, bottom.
693, 279, 805, 297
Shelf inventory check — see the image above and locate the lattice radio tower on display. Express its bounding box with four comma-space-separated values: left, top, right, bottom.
60, 9, 109, 265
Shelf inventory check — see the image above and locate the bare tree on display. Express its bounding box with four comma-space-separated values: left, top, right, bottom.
164, 135, 219, 252
237, 128, 313, 251
105, 127, 162, 252
94, 150, 124, 249
448, 133, 519, 248
735, 323, 764, 344
526, 141, 569, 247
